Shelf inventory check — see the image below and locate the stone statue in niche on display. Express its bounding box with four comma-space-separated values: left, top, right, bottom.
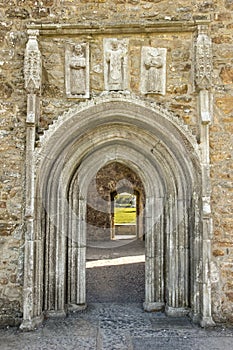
104, 38, 128, 91
65, 42, 89, 98
140, 47, 167, 95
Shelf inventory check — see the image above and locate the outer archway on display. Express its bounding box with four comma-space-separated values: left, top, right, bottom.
21, 95, 214, 329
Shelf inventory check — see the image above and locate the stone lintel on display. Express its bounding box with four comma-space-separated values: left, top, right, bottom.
27, 19, 210, 36
143, 302, 165, 312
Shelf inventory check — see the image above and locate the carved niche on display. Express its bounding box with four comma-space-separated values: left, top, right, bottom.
140, 47, 167, 95
104, 38, 128, 92
65, 42, 90, 98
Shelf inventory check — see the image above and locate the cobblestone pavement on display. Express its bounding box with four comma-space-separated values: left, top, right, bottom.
1, 239, 232, 349
0, 303, 233, 350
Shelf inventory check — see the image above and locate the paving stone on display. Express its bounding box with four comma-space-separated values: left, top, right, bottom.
1, 302, 232, 350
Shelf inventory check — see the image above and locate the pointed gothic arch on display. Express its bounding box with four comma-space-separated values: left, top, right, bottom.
21, 95, 214, 330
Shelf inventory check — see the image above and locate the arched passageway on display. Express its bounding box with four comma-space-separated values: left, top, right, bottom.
86, 161, 145, 241
85, 161, 145, 304
21, 96, 214, 329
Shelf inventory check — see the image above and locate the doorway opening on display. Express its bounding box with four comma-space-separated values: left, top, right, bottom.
111, 190, 141, 241
113, 192, 137, 239
86, 161, 145, 303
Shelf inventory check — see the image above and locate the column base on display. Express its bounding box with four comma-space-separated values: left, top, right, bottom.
45, 309, 67, 318
165, 305, 190, 317
68, 303, 87, 312
143, 302, 165, 312
189, 312, 201, 324
200, 316, 215, 328
19, 314, 44, 331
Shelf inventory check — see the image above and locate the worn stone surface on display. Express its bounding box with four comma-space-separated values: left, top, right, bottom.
0, 0, 232, 328
0, 303, 233, 349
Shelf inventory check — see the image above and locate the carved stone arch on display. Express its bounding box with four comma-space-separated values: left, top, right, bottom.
21, 95, 214, 330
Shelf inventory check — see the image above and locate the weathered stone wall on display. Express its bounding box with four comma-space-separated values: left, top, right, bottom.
0, 0, 232, 325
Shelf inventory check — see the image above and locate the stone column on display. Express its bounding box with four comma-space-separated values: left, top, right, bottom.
144, 196, 164, 312
20, 30, 42, 330
68, 184, 86, 311
195, 25, 215, 327
76, 197, 86, 307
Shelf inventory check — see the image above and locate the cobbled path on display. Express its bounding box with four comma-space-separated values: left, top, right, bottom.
0, 303, 233, 350
1, 240, 233, 349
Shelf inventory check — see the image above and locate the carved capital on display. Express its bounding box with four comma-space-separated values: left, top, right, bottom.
195, 25, 212, 91
24, 30, 42, 94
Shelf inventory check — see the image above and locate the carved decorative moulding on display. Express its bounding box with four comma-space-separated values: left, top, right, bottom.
104, 38, 129, 92
195, 25, 212, 91
24, 30, 42, 94
65, 42, 90, 99
140, 47, 167, 95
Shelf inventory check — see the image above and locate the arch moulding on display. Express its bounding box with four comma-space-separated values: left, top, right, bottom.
21, 94, 214, 330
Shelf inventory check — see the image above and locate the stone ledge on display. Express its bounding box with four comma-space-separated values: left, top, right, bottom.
27, 19, 210, 36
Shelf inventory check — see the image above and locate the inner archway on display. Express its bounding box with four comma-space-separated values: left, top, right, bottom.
86, 161, 145, 242
85, 161, 145, 303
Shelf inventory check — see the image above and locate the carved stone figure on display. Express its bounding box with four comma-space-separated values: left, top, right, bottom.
104, 38, 128, 91
141, 47, 167, 95
65, 42, 89, 98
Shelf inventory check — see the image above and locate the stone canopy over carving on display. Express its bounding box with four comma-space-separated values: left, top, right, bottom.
24, 30, 41, 94
140, 47, 167, 95
104, 38, 128, 91
65, 42, 90, 98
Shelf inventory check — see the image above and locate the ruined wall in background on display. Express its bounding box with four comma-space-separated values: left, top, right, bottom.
0, 0, 232, 325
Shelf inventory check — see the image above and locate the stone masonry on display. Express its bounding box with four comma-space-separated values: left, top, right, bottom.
0, 0, 232, 328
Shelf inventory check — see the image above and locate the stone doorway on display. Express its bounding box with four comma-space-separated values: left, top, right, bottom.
21, 97, 214, 330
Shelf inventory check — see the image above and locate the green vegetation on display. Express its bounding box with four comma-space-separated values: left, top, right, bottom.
114, 207, 136, 225
115, 193, 136, 208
